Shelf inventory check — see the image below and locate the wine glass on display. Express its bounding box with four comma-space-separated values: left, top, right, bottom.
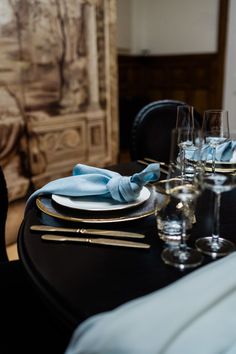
195, 173, 236, 258
202, 109, 230, 174
161, 129, 204, 270
176, 105, 196, 178
176, 126, 205, 180
176, 105, 195, 131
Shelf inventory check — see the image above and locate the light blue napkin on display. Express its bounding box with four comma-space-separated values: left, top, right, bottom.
26, 163, 160, 209
202, 140, 236, 162
186, 140, 236, 162
65, 253, 236, 354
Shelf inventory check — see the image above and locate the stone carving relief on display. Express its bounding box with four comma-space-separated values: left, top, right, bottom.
0, 0, 118, 201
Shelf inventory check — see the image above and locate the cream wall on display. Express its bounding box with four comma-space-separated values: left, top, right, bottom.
117, 0, 219, 54
117, 0, 132, 52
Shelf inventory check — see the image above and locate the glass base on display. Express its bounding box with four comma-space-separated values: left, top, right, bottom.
195, 237, 236, 258
161, 246, 203, 270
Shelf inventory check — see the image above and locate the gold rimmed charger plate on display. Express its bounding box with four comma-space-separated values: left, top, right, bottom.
36, 187, 167, 223
205, 161, 236, 173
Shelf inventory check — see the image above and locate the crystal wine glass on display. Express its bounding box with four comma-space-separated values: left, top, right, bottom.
202, 109, 230, 174
176, 105, 196, 178
195, 173, 236, 258
176, 105, 195, 131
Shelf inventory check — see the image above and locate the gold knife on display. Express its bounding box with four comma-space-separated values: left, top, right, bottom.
41, 234, 150, 249
30, 225, 145, 239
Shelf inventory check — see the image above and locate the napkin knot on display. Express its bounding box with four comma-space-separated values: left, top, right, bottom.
107, 176, 140, 203
107, 165, 160, 202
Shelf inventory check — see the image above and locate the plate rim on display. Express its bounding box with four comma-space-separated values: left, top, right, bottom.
51, 186, 151, 212
205, 160, 236, 166
36, 187, 168, 224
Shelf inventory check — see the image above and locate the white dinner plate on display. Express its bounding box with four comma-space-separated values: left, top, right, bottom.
51, 187, 151, 212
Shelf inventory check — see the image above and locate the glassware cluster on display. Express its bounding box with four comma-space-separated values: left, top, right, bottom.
156, 105, 236, 270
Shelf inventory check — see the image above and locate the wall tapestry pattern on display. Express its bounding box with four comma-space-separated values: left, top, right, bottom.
0, 0, 118, 201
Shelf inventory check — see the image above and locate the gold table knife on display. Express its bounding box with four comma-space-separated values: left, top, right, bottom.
31, 225, 145, 239
41, 234, 150, 249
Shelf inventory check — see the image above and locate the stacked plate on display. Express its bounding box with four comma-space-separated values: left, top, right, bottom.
205, 160, 236, 173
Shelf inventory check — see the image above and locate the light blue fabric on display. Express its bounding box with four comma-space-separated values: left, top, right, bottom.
65, 252, 236, 354
26, 163, 160, 210
203, 140, 236, 162
186, 140, 236, 162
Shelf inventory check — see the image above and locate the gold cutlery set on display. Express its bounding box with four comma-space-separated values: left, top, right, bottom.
31, 225, 150, 249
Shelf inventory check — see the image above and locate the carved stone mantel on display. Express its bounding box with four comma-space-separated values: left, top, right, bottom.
27, 109, 108, 188
0, 0, 118, 201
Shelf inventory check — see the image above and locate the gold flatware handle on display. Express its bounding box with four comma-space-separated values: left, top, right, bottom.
31, 225, 145, 239
41, 234, 150, 249
144, 157, 166, 165
137, 160, 149, 166
137, 160, 168, 175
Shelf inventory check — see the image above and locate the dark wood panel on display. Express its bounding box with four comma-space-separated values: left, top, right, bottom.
118, 53, 220, 110
118, 54, 219, 148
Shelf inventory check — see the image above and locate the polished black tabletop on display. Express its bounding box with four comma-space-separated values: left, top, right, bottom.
17, 162, 236, 332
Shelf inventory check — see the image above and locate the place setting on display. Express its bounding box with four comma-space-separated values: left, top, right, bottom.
31, 163, 168, 223
27, 162, 169, 250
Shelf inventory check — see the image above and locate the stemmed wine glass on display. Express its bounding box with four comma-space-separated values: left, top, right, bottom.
195, 173, 236, 258
176, 105, 195, 178
161, 128, 204, 269
202, 110, 230, 174
176, 105, 195, 130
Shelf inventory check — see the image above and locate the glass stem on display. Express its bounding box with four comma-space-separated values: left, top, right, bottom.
181, 148, 185, 178
179, 217, 187, 252
212, 192, 221, 245
212, 147, 216, 174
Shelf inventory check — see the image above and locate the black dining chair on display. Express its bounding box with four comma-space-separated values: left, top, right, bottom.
0, 165, 71, 353
130, 99, 203, 163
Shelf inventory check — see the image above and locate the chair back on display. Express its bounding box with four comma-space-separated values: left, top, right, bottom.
130, 99, 202, 163
0, 165, 9, 262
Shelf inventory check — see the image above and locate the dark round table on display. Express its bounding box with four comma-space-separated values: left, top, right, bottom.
17, 162, 236, 332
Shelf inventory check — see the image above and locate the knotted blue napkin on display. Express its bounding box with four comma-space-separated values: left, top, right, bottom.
65, 253, 236, 354
25, 163, 160, 210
